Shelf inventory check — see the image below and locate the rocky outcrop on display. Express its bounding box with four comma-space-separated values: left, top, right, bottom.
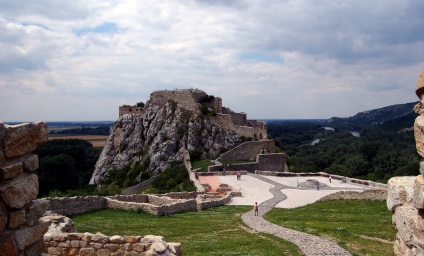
0, 122, 49, 255
90, 89, 267, 185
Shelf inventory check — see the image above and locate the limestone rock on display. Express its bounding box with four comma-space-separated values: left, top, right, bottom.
15, 220, 49, 250
415, 116, 424, 157
4, 122, 48, 158
0, 232, 19, 256
26, 199, 49, 226
23, 154, 39, 172
0, 174, 39, 209
0, 160, 23, 180
414, 175, 424, 210
7, 209, 25, 229
387, 176, 416, 212
416, 67, 424, 99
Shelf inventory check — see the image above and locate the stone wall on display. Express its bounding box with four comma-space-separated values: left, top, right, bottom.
220, 140, 275, 161
318, 189, 387, 202
45, 197, 108, 216
148, 89, 209, 111
122, 175, 159, 195
387, 67, 424, 256
0, 122, 49, 255
118, 105, 144, 117
222, 107, 249, 126
44, 232, 181, 256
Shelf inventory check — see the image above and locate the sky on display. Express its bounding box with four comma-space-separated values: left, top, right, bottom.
1, 0, 424, 122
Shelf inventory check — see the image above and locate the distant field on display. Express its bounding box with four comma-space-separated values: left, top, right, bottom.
48, 134, 108, 147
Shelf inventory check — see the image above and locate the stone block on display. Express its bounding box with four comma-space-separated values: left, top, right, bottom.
416, 116, 424, 158
0, 202, 7, 235
387, 176, 416, 212
23, 154, 39, 172
0, 161, 23, 180
8, 209, 25, 229
98, 249, 112, 256
104, 244, 119, 252
25, 238, 46, 256
26, 199, 49, 226
414, 176, 424, 210
47, 246, 62, 255
0, 232, 18, 256
92, 233, 109, 243
123, 236, 138, 243
392, 204, 424, 247
420, 162, 424, 176
168, 242, 182, 255
110, 235, 124, 244
15, 220, 49, 250
4, 122, 48, 158
0, 174, 38, 209
79, 247, 96, 256
91, 242, 103, 249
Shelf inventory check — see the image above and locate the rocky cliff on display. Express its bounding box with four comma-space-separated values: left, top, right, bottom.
90, 89, 267, 185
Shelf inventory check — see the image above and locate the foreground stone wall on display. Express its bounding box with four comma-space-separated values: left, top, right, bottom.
387, 67, 424, 256
0, 122, 49, 255
44, 232, 182, 256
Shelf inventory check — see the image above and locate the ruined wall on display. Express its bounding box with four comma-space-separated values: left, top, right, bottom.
44, 232, 181, 256
255, 153, 287, 172
222, 107, 249, 126
0, 122, 49, 255
220, 140, 275, 161
148, 89, 209, 111
387, 67, 424, 256
250, 120, 268, 140
45, 196, 107, 216
118, 105, 144, 117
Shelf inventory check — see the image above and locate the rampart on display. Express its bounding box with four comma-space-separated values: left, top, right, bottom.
220, 140, 275, 161
210, 114, 255, 138
118, 105, 144, 117
0, 122, 49, 255
44, 232, 181, 256
222, 107, 249, 126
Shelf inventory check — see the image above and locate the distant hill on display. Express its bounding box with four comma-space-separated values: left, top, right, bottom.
328, 102, 418, 130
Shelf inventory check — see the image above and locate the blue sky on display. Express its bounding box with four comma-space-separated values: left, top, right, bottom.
0, 0, 423, 121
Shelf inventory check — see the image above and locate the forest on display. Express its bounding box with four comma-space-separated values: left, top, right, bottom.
267, 121, 420, 183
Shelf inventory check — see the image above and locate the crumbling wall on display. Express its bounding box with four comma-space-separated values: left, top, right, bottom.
387, 67, 424, 256
0, 122, 49, 255
220, 140, 276, 161
119, 105, 144, 117
44, 232, 182, 256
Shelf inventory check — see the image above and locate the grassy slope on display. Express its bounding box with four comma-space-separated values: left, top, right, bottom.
264, 200, 396, 256
71, 206, 301, 256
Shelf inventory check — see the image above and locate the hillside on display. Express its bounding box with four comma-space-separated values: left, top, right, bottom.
328, 102, 418, 127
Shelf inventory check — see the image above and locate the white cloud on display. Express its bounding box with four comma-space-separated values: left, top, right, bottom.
0, 0, 422, 121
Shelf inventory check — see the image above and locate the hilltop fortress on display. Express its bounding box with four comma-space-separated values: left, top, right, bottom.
90, 88, 278, 185
119, 89, 268, 141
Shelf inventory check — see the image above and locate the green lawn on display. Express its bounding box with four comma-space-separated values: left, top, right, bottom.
70, 201, 396, 256
191, 159, 216, 172
71, 206, 301, 256
264, 200, 396, 256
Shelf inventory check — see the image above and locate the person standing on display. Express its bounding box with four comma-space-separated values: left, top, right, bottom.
254, 202, 259, 216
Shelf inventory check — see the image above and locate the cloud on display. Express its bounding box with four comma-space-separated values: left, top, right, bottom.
0, 0, 423, 121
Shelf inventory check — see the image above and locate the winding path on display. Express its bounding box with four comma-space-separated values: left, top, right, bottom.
241, 174, 351, 256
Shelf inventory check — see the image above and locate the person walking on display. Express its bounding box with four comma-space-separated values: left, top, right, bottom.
254, 202, 259, 216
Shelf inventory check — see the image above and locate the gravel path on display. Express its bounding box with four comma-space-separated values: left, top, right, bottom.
241, 174, 351, 256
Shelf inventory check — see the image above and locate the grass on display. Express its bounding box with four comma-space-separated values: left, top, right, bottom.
71, 206, 301, 256
264, 200, 396, 256
191, 159, 216, 172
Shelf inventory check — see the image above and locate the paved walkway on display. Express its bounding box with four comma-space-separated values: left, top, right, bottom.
241, 174, 351, 256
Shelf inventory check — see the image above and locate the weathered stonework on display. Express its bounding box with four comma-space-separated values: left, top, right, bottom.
388, 67, 424, 256
0, 122, 49, 255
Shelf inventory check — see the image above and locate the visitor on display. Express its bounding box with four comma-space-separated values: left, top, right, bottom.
237, 172, 240, 180
254, 202, 259, 216
329, 176, 331, 183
